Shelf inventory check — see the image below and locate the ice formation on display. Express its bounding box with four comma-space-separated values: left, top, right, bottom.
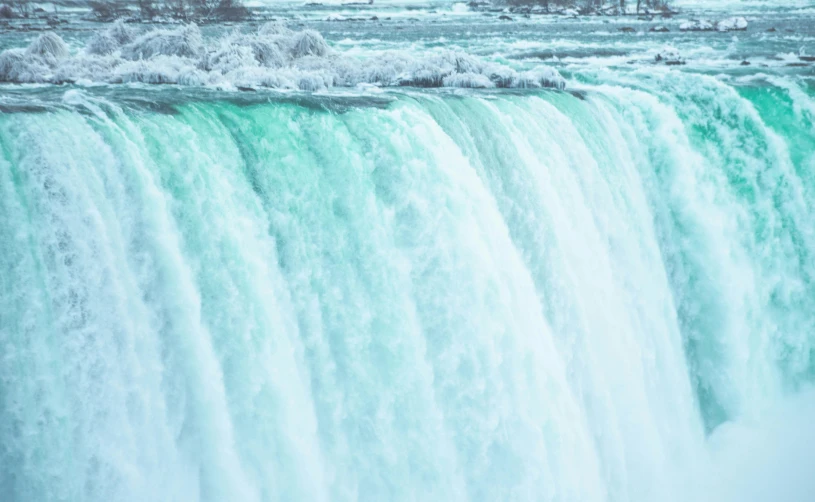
0, 21, 566, 91
679, 19, 715, 32
121, 24, 206, 60
26, 32, 71, 62
679, 17, 747, 32
716, 17, 748, 32
86, 20, 137, 56
0, 49, 52, 83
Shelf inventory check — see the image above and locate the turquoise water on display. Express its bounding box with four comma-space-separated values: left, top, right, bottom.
2, 4, 815, 501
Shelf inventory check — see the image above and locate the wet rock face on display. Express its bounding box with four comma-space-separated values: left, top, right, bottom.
800, 48, 815, 62
655, 47, 685, 66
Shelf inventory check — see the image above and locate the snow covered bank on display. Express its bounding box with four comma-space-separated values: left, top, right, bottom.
679, 17, 748, 32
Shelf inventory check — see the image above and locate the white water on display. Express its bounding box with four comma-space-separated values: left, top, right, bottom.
0, 68, 814, 501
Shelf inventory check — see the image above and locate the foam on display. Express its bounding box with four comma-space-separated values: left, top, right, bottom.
702, 390, 815, 502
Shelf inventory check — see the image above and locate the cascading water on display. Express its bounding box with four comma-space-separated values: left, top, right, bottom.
1, 9, 815, 502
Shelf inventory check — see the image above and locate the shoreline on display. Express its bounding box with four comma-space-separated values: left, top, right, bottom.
0, 1, 698, 32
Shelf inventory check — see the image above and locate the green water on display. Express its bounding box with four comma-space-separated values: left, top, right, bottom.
1, 71, 814, 501
1, 1, 815, 497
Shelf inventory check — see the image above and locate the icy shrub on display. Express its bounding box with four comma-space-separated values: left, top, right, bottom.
514, 67, 566, 89
86, 20, 137, 56
112, 55, 201, 84
0, 22, 567, 93
485, 65, 518, 88
0, 48, 51, 82
122, 24, 205, 60
439, 51, 484, 74
53, 55, 121, 82
86, 33, 119, 56
250, 39, 287, 67
443, 72, 495, 88
290, 30, 329, 58
26, 33, 70, 63
398, 62, 448, 87
258, 21, 293, 37
296, 72, 330, 91
205, 43, 258, 73
108, 19, 136, 45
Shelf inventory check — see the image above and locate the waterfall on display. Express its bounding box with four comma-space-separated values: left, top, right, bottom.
1, 74, 813, 502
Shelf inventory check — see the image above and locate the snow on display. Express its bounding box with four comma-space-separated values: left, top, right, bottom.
679, 19, 715, 32
679, 17, 747, 32
716, 17, 748, 32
